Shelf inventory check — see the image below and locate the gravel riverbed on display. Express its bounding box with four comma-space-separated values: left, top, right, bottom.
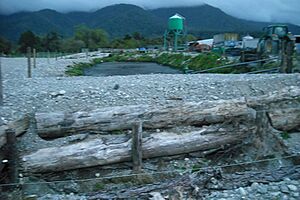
1, 56, 300, 123
207, 178, 300, 200
37, 178, 300, 200
1, 55, 300, 199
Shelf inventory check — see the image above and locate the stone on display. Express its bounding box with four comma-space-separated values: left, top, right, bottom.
257, 187, 267, 194
238, 187, 247, 196
282, 195, 289, 200
280, 185, 290, 193
50, 92, 58, 98
293, 193, 299, 197
62, 181, 80, 193
284, 177, 291, 182
269, 186, 279, 191
211, 177, 218, 185
24, 195, 38, 200
59, 90, 66, 95
288, 185, 298, 192
113, 84, 120, 90
290, 180, 299, 185
0, 118, 5, 126
269, 192, 281, 197
211, 95, 219, 100
251, 182, 260, 190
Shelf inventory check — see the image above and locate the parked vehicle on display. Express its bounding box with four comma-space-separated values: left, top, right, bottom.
257, 25, 294, 56
241, 25, 295, 64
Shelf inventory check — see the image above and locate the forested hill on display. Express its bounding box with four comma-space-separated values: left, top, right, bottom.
1, 3, 300, 41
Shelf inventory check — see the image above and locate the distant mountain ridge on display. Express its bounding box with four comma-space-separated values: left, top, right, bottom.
1, 3, 300, 42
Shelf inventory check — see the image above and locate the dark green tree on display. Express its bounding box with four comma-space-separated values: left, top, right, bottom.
123, 34, 132, 40
18, 31, 40, 53
132, 32, 144, 40
74, 25, 109, 50
0, 36, 12, 54
42, 32, 61, 52
61, 38, 85, 53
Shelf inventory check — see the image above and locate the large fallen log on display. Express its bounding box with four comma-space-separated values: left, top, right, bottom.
268, 108, 300, 131
36, 100, 255, 139
246, 86, 300, 131
35, 86, 300, 139
22, 124, 256, 173
21, 86, 300, 173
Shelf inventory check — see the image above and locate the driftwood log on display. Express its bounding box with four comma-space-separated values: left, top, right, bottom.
246, 86, 300, 131
36, 100, 255, 139
268, 108, 300, 131
35, 87, 300, 139
20, 86, 300, 173
22, 124, 256, 173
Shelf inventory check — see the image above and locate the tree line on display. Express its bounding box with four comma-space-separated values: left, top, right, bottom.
0, 25, 169, 55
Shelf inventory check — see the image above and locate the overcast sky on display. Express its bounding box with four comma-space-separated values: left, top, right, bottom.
0, 0, 299, 25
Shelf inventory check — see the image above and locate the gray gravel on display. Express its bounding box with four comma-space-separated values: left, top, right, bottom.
1, 55, 300, 199
207, 178, 300, 200
1, 56, 299, 123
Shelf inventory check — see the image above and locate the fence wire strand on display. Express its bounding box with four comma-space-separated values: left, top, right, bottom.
0, 152, 299, 187
191, 56, 279, 73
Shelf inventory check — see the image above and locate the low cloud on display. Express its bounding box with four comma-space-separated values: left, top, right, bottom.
0, 0, 299, 25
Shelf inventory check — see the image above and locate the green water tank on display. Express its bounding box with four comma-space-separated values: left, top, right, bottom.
168, 14, 184, 31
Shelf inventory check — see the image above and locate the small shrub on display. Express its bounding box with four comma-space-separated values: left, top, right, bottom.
280, 131, 291, 140
65, 62, 93, 76
94, 182, 105, 191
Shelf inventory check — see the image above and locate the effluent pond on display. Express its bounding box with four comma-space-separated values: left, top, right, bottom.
83, 62, 182, 76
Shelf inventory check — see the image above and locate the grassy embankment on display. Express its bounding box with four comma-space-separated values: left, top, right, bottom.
65, 52, 273, 76
65, 52, 230, 76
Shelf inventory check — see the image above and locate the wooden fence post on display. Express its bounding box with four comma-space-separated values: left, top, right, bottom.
0, 56, 3, 106
47, 51, 50, 64
27, 47, 31, 78
6, 129, 18, 186
280, 40, 294, 73
85, 49, 89, 60
33, 48, 36, 68
132, 122, 143, 173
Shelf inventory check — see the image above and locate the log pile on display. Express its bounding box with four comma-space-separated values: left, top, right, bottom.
4, 86, 300, 174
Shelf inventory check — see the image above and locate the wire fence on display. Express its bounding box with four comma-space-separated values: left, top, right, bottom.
0, 152, 299, 188
0, 53, 299, 192
0, 102, 299, 187
191, 56, 280, 74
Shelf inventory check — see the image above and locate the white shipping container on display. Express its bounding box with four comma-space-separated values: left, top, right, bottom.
242, 38, 259, 49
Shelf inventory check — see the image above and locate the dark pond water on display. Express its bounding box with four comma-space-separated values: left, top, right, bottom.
83, 62, 182, 76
